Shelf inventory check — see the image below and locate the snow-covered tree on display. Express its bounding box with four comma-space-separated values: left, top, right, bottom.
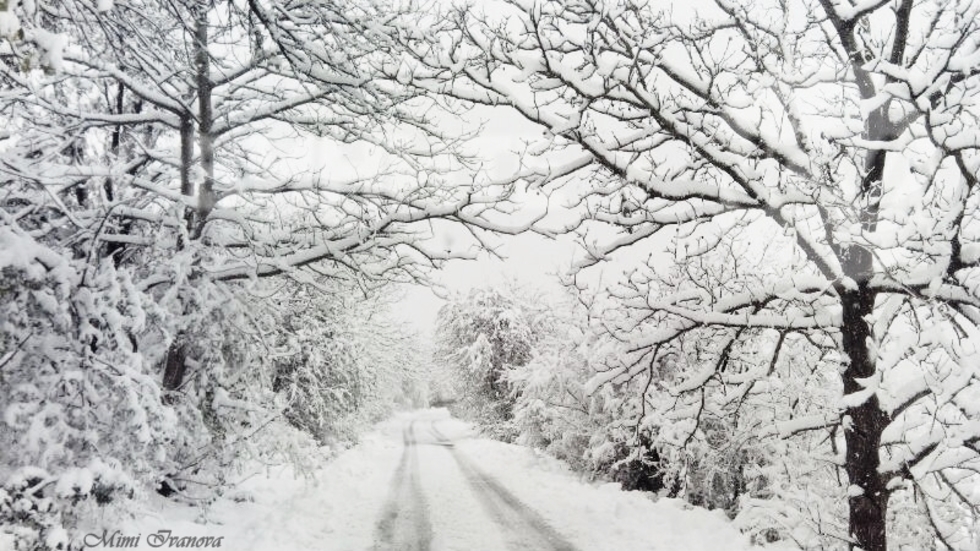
508, 292, 678, 492
434, 286, 554, 438
265, 280, 428, 444
403, 1, 980, 549
0, 1, 528, 548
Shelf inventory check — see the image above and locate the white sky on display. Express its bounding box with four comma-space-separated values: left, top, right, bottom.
394, 230, 582, 337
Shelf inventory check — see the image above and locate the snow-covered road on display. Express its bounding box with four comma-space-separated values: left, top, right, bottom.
376, 415, 576, 551
119, 410, 783, 551
373, 419, 433, 550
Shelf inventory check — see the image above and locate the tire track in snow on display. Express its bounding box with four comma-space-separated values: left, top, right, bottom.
428, 421, 579, 551
372, 420, 432, 551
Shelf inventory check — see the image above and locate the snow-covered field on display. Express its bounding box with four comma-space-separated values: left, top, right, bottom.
101, 409, 791, 551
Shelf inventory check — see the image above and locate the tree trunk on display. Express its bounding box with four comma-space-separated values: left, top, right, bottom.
177, 114, 194, 250
837, 62, 893, 549
162, 336, 188, 403
840, 284, 890, 551
193, 3, 214, 239
164, 114, 195, 396
105, 82, 132, 266
164, 4, 213, 397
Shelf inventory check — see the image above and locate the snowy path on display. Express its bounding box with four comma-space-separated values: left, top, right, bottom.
119, 409, 784, 551
376, 416, 578, 551
373, 421, 433, 550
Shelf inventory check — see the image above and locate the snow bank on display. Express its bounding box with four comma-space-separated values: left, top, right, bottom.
110, 419, 405, 551
453, 431, 791, 551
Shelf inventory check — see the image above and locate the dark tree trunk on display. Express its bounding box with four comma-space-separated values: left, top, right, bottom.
162, 336, 188, 403
835, 56, 894, 547
105, 82, 131, 267
165, 114, 195, 397
840, 284, 890, 551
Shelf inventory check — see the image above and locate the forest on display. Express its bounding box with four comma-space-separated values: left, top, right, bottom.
1, 1, 979, 551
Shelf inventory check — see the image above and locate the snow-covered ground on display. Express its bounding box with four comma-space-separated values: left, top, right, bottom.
102, 409, 792, 551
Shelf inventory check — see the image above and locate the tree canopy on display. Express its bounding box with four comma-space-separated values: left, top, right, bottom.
400, 1, 980, 550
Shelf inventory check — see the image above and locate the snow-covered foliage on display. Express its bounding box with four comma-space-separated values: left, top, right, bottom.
581, 236, 853, 542
506, 298, 603, 474
0, 1, 506, 549
0, 230, 423, 549
0, 229, 158, 549
405, 1, 980, 550
265, 281, 429, 445
433, 286, 554, 439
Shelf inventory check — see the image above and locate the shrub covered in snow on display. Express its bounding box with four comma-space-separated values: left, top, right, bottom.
434, 286, 555, 440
